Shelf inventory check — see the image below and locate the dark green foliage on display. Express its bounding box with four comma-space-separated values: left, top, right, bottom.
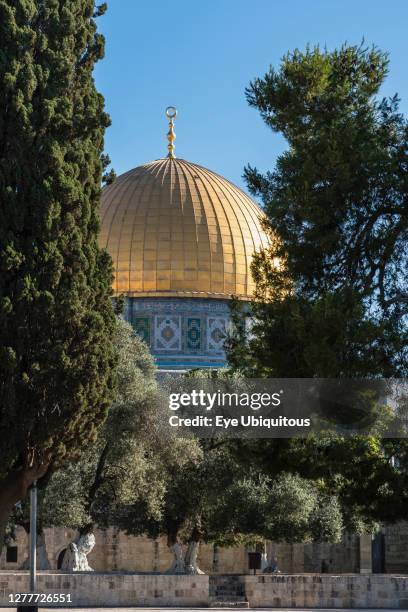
0, 0, 116, 497
226, 43, 408, 532
112, 441, 343, 549
113, 294, 125, 316
245, 44, 408, 316
224, 297, 252, 372
34, 320, 166, 533
229, 289, 403, 378
233, 435, 387, 533
213, 472, 343, 545
228, 43, 408, 377
101, 153, 116, 186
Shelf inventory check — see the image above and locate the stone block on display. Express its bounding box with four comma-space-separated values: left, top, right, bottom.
399, 599, 408, 608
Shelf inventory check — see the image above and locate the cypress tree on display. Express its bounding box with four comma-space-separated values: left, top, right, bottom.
0, 0, 116, 540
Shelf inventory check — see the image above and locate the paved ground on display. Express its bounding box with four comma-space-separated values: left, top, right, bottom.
0, 608, 403, 611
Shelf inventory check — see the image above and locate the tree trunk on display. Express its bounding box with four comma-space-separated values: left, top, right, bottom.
184, 540, 205, 574
19, 529, 51, 570
184, 524, 205, 575
37, 530, 51, 570
261, 541, 269, 572
60, 531, 96, 571
212, 544, 220, 573
58, 445, 108, 570
0, 458, 50, 549
0, 513, 11, 557
166, 528, 185, 574
0, 476, 26, 550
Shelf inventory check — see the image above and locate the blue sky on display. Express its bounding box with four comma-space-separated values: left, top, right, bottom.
95, 0, 408, 191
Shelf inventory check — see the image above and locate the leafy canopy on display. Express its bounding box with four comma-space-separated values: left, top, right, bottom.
228, 43, 408, 378
37, 320, 199, 533
226, 43, 408, 531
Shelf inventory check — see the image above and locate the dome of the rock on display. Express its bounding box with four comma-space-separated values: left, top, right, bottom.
100, 158, 268, 300
100, 110, 269, 370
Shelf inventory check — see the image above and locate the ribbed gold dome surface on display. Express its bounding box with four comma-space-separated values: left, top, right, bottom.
100, 158, 269, 299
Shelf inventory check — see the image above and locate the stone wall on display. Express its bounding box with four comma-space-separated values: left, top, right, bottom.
0, 527, 248, 574
384, 523, 408, 574
265, 533, 360, 573
0, 572, 209, 608
241, 574, 408, 609
1, 524, 406, 575
1, 572, 408, 608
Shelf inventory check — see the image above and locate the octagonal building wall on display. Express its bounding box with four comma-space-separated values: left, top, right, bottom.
124, 297, 234, 370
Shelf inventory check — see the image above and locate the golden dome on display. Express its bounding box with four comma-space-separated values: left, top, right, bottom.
100, 157, 269, 299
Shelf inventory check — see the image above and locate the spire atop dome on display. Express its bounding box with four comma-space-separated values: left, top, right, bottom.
165, 106, 177, 158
